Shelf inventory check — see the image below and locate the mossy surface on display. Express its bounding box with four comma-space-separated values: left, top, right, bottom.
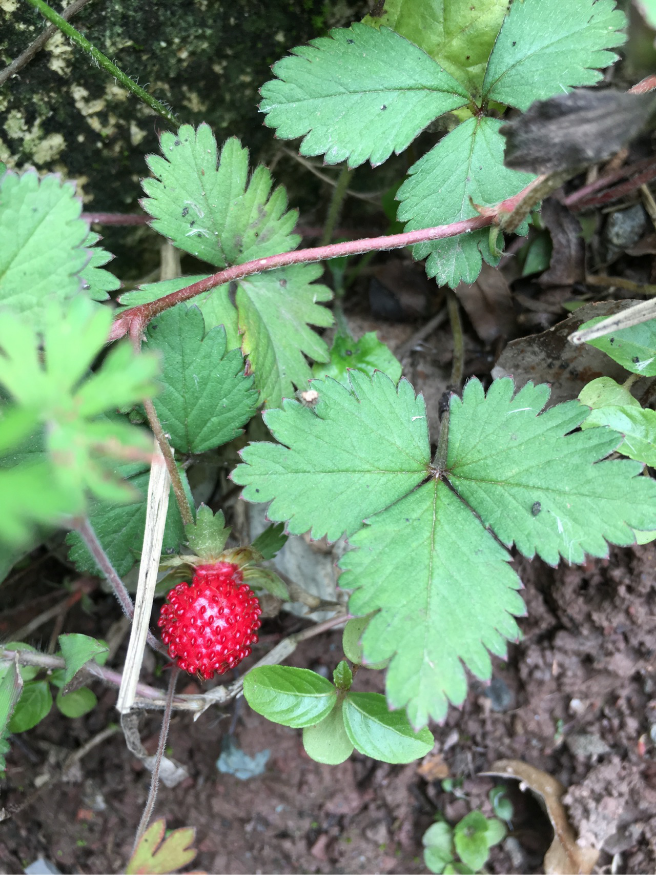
1, 0, 367, 209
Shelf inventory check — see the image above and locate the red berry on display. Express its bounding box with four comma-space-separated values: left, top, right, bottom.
158, 562, 262, 680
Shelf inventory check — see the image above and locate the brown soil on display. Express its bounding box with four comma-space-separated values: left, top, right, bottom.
2, 541, 656, 873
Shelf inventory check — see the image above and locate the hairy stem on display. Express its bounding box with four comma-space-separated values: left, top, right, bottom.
142, 398, 194, 527
320, 166, 355, 246
133, 667, 180, 849
110, 214, 510, 341
70, 517, 166, 655
0, 0, 93, 87
24, 0, 177, 125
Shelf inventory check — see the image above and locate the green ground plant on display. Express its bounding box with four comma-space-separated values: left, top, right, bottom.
1, 0, 655, 869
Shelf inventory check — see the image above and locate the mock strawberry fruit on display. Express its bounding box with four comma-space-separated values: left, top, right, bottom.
158, 562, 262, 680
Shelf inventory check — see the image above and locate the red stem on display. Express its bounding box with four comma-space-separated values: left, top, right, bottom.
109, 209, 520, 341
563, 156, 656, 209
568, 162, 656, 211
82, 212, 149, 225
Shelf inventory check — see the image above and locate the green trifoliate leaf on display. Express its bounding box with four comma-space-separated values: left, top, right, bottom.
342, 691, 434, 762
243, 666, 337, 728
397, 117, 534, 287
0, 661, 22, 773
302, 700, 354, 765
343, 480, 523, 727
66, 465, 188, 577
251, 522, 288, 561
454, 811, 496, 872
482, 0, 626, 110
80, 230, 120, 302
445, 378, 656, 565
363, 0, 509, 97
0, 170, 88, 323
582, 406, 656, 468
145, 305, 258, 453
260, 22, 469, 168
234, 371, 431, 541
579, 377, 640, 411
580, 316, 656, 376
55, 686, 97, 718
423, 822, 456, 875
237, 266, 333, 408
312, 331, 402, 386
58, 634, 109, 685
9, 680, 52, 732
142, 126, 300, 267
185, 504, 230, 560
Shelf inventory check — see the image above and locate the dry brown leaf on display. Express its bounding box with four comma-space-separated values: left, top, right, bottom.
539, 200, 585, 287
484, 759, 599, 875
416, 752, 450, 782
455, 262, 517, 344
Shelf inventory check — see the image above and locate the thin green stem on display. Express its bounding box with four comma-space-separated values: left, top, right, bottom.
447, 290, 464, 391
24, 0, 177, 125
320, 166, 354, 246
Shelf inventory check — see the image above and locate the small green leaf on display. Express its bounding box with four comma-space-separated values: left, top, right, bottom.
261, 23, 469, 168
397, 117, 534, 288
185, 504, 230, 560
454, 811, 491, 872
342, 692, 434, 763
0, 461, 80, 547
489, 787, 514, 823
333, 660, 353, 691
312, 332, 402, 386
243, 666, 337, 728
580, 317, 656, 376
0, 170, 88, 325
56, 686, 97, 718
9, 680, 52, 732
520, 233, 552, 277
58, 634, 109, 685
0, 661, 22, 772
582, 405, 656, 467
364, 0, 509, 97
302, 700, 354, 765
251, 523, 288, 560
145, 305, 259, 453
423, 821, 455, 874
483, 0, 627, 111
342, 615, 390, 669
234, 371, 430, 541
142, 127, 300, 267
237, 266, 333, 408
126, 818, 197, 875
80, 230, 120, 302
579, 377, 640, 410
484, 817, 507, 847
